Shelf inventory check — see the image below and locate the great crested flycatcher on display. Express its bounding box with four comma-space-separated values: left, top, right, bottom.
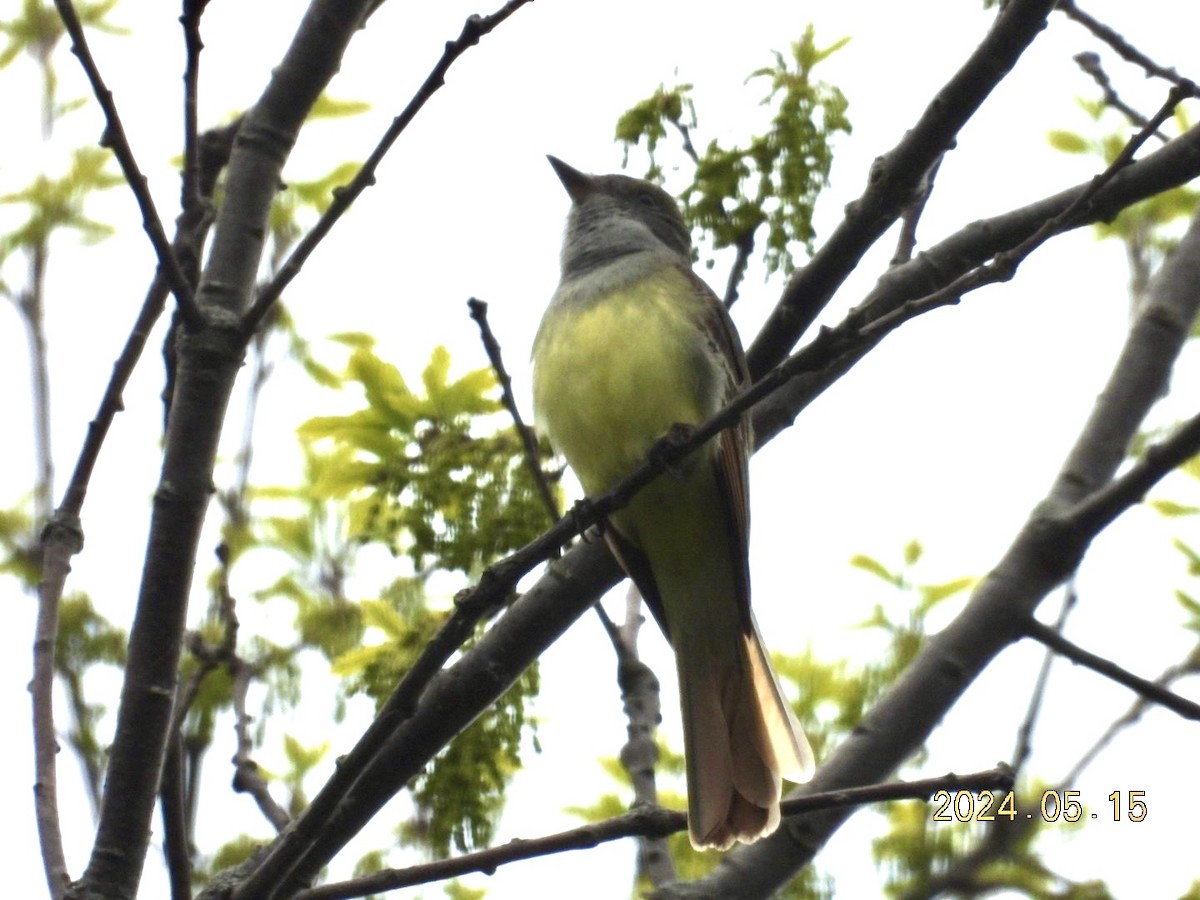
531, 157, 814, 849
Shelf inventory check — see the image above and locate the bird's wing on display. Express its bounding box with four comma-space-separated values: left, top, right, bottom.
689, 267, 755, 631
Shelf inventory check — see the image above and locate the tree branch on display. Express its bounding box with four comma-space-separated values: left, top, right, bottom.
850, 86, 1183, 342
291, 767, 1014, 899
179, 0, 210, 214
1023, 618, 1200, 721
65, 4, 375, 897
1057, 0, 1200, 95
597, 585, 674, 889
752, 117, 1200, 447
670, 190, 1200, 900
890, 156, 943, 266
32, 120, 234, 900
747, 0, 1060, 376
51, 0, 200, 326
223, 108, 1200, 896
1072, 51, 1171, 140
467, 297, 560, 519
230, 657, 291, 832
1059, 651, 1200, 787
241, 0, 535, 337
1011, 583, 1078, 772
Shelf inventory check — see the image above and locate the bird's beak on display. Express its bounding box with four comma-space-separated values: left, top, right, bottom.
547, 155, 595, 203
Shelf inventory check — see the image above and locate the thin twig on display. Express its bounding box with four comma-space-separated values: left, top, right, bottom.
230, 657, 291, 832
749, 0, 1060, 375
19, 242, 55, 525
858, 86, 1186, 343
1058, 650, 1200, 787
33, 538, 74, 899
722, 231, 755, 310
664, 117, 757, 310
1023, 619, 1200, 721
23, 69, 67, 899
180, 0, 208, 211
669, 118, 701, 165
607, 585, 674, 889
1073, 52, 1171, 140
241, 1, 535, 336
292, 766, 1013, 899
891, 156, 943, 266
1011, 582, 1078, 772
467, 298, 559, 520
1057, 0, 1200, 96
51, 0, 201, 325
160, 728, 192, 900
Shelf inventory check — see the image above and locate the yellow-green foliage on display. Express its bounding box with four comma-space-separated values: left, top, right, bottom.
272, 340, 553, 858
299, 341, 553, 575
616, 25, 851, 277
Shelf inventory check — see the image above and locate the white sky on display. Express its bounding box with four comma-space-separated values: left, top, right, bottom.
2, 0, 1199, 896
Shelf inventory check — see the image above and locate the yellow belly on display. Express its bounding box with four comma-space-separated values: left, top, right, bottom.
532, 268, 718, 497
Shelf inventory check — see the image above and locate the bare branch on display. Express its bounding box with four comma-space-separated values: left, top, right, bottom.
857, 86, 1184, 344
672, 152, 1200, 900
596, 585, 674, 889
890, 156, 943, 266
1057, 0, 1200, 95
291, 767, 1014, 899
32, 527, 75, 899
752, 116, 1200, 447
32, 126, 233, 900
1073, 51, 1171, 139
1066, 409, 1200, 535
159, 729, 193, 900
241, 1, 536, 336
1059, 651, 1200, 787
467, 297, 560, 520
230, 658, 291, 832
748, 0, 1060, 375
1024, 619, 1200, 721
179, 0, 210, 213
1011, 583, 1078, 772
51, 0, 201, 326
65, 4, 376, 896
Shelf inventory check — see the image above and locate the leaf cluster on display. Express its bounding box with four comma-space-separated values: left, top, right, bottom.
616, 25, 851, 277
298, 340, 551, 575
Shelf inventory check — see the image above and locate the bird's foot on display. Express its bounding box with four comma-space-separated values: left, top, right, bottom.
569, 496, 606, 543
649, 422, 698, 480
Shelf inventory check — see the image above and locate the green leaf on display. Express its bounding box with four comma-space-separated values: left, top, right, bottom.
1148, 499, 1200, 517
1176, 590, 1200, 619
283, 734, 329, 773
1047, 129, 1090, 154
329, 331, 376, 349
1174, 538, 1200, 576
309, 93, 371, 120
850, 553, 897, 584
919, 576, 975, 606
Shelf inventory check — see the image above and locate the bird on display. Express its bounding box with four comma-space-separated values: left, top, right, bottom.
531, 156, 814, 849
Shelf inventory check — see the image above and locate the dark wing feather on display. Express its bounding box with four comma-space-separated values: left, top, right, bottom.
686, 268, 755, 633
603, 528, 670, 635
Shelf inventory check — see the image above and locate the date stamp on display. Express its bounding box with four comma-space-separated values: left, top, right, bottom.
931, 789, 1147, 823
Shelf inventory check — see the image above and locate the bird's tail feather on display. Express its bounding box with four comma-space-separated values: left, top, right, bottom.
679, 616, 814, 849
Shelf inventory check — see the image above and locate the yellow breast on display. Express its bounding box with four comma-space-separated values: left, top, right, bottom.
532, 268, 718, 496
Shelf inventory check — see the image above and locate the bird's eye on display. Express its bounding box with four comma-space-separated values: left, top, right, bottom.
636, 192, 656, 208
